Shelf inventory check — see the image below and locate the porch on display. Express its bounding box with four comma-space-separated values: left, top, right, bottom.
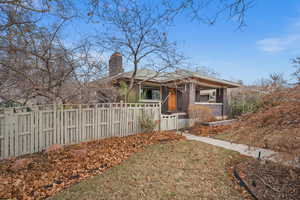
135, 70, 239, 119
160, 82, 229, 119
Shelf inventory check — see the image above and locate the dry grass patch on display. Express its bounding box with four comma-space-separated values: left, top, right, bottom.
52, 140, 245, 200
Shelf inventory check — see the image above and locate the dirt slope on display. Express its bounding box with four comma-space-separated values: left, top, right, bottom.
224, 85, 300, 155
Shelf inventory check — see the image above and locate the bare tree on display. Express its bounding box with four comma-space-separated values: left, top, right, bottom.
292, 57, 300, 84
91, 0, 184, 100
162, 0, 255, 28
251, 72, 287, 95
0, 0, 255, 105
0, 0, 75, 32
0, 21, 108, 105
0, 1, 110, 105
71, 40, 108, 103
1, 20, 71, 103
192, 65, 220, 78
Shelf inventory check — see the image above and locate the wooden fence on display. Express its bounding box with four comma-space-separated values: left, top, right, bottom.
0, 103, 180, 159
0, 103, 173, 159
161, 114, 178, 131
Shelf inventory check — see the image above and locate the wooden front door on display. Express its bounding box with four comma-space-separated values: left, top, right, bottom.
168, 89, 176, 111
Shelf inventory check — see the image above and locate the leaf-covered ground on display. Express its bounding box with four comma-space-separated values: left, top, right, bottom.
236, 160, 300, 200
52, 140, 248, 200
0, 131, 184, 199
188, 124, 232, 137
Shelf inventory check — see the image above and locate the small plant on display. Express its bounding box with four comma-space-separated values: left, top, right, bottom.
139, 112, 157, 133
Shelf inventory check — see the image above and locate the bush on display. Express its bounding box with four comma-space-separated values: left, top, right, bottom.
139, 112, 157, 133
118, 81, 139, 103
228, 87, 263, 118
0, 100, 22, 108
188, 105, 215, 125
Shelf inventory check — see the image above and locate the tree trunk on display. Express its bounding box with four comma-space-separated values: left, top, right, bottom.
126, 59, 138, 102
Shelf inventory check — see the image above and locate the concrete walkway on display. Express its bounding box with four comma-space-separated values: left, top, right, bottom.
183, 133, 299, 167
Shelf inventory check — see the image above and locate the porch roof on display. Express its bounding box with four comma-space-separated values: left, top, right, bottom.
97, 69, 241, 88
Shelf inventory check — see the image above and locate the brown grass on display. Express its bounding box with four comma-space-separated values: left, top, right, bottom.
51, 141, 246, 200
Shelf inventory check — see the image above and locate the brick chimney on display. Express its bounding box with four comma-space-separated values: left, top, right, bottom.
109, 52, 123, 76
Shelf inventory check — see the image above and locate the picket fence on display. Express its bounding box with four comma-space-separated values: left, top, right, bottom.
161, 114, 178, 131
0, 103, 180, 159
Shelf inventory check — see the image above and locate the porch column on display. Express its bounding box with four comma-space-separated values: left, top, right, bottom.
222, 88, 228, 116
189, 83, 195, 105
216, 88, 223, 103
216, 88, 228, 117
161, 86, 168, 114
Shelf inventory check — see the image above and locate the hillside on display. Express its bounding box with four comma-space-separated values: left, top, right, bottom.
221, 85, 300, 155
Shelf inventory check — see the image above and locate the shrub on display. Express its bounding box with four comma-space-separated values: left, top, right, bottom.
118, 81, 139, 103
0, 100, 22, 108
188, 104, 215, 125
139, 112, 157, 133
228, 87, 263, 118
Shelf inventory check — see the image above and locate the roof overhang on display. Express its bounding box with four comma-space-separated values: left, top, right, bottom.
91, 69, 241, 89
164, 77, 240, 88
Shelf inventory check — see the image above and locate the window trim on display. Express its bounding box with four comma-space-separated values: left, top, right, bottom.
140, 86, 161, 101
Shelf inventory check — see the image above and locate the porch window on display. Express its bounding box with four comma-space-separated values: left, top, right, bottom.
195, 88, 216, 103
141, 87, 160, 100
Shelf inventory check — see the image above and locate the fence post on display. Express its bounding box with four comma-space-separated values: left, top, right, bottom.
53, 104, 57, 144
30, 108, 35, 154
109, 103, 113, 137
79, 104, 82, 141
125, 103, 128, 136
14, 111, 19, 157
3, 110, 10, 158
159, 101, 162, 132
176, 113, 179, 132
39, 108, 43, 151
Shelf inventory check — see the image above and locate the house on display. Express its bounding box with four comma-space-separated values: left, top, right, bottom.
93, 52, 240, 119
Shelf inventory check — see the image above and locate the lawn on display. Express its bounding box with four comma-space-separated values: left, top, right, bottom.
52, 140, 246, 200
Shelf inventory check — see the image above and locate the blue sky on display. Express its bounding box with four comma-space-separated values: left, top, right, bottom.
166, 0, 300, 84
64, 0, 300, 84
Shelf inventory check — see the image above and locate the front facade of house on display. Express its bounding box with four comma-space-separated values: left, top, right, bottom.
96, 52, 240, 119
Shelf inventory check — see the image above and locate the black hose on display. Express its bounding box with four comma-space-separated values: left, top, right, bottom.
233, 166, 258, 200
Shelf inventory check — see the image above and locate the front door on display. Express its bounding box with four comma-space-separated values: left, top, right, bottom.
168, 89, 176, 111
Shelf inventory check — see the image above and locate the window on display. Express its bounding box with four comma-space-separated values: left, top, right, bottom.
195, 88, 216, 103
141, 87, 160, 100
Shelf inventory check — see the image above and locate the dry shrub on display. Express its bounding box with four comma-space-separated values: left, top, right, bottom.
139, 113, 157, 133
188, 105, 215, 126
189, 124, 231, 137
